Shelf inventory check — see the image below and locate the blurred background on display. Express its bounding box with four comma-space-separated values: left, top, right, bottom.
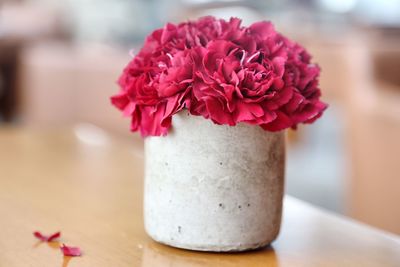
1, 0, 399, 234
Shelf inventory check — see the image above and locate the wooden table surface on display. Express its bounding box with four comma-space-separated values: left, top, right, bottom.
0, 126, 399, 267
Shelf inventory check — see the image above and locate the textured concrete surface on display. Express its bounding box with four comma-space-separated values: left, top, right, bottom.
144, 111, 285, 251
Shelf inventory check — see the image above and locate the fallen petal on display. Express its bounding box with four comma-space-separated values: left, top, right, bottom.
33, 231, 61, 242
60, 244, 82, 257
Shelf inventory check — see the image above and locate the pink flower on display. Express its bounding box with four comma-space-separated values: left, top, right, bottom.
190, 39, 285, 127
111, 17, 327, 137
111, 41, 195, 136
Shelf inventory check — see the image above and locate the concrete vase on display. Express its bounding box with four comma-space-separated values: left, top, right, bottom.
144, 111, 285, 252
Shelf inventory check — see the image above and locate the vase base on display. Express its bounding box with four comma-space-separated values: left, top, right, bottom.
149, 234, 277, 252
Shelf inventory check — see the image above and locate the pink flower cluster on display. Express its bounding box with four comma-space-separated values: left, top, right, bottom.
111, 17, 327, 137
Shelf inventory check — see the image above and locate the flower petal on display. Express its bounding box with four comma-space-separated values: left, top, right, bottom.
60, 244, 82, 257
33, 231, 61, 242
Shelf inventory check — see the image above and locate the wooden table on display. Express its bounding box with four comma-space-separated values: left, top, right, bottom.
0, 126, 399, 267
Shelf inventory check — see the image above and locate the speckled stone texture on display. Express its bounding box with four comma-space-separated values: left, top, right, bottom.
144, 111, 285, 252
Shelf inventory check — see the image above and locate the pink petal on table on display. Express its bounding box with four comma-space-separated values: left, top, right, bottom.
60, 244, 82, 257
33, 231, 61, 242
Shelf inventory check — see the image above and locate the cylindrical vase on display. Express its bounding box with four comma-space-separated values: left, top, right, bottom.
144, 111, 285, 252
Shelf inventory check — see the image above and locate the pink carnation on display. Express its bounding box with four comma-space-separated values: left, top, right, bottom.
111, 16, 327, 137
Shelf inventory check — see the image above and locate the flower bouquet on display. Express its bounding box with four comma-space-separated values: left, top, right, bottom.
111, 16, 326, 252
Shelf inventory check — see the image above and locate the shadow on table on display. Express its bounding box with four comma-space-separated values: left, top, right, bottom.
141, 241, 279, 267
32, 240, 61, 250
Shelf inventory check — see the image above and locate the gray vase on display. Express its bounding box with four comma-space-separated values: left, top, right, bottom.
144, 111, 285, 252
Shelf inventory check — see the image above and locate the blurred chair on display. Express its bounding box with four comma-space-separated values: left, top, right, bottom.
346, 32, 400, 234
0, 0, 73, 122
18, 43, 132, 137
0, 38, 20, 122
